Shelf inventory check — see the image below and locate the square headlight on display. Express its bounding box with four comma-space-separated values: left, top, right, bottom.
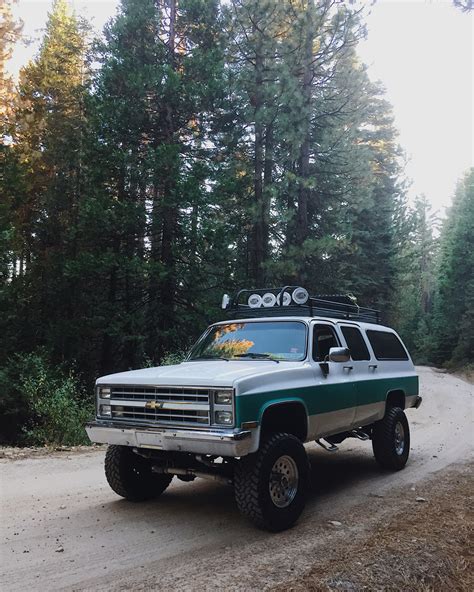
98, 386, 111, 399
215, 410, 233, 425
214, 390, 232, 405
99, 404, 112, 417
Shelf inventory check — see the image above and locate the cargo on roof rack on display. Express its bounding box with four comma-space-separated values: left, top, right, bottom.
221, 286, 381, 324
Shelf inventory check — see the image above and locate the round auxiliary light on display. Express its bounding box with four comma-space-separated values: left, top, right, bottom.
276, 292, 292, 306
221, 293, 230, 310
292, 287, 309, 305
248, 293, 263, 308
262, 292, 277, 307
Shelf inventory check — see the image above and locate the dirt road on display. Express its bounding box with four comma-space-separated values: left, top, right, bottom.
1, 367, 472, 592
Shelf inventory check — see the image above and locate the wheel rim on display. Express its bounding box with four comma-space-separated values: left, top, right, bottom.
394, 421, 405, 455
269, 455, 299, 508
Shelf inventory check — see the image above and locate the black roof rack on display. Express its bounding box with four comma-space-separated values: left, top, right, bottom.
223, 286, 381, 324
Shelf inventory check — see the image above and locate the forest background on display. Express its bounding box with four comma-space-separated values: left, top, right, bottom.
1, 0, 472, 445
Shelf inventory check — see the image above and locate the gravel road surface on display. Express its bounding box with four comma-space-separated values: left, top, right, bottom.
1, 366, 472, 591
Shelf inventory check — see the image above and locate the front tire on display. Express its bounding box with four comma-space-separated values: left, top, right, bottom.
372, 407, 410, 470
234, 433, 309, 532
105, 445, 172, 501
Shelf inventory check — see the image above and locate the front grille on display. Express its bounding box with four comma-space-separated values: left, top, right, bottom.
110, 386, 211, 426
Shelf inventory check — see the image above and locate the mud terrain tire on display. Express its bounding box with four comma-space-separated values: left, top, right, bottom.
372, 406, 410, 470
105, 445, 172, 501
234, 432, 309, 532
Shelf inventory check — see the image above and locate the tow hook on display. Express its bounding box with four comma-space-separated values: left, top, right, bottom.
414, 396, 423, 409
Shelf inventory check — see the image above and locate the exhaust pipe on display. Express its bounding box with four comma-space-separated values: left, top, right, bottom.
152, 465, 232, 486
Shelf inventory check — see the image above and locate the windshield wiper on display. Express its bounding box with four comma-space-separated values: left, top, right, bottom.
190, 356, 229, 361
233, 353, 279, 363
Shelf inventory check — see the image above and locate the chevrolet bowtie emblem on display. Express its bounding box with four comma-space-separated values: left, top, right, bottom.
145, 400, 164, 410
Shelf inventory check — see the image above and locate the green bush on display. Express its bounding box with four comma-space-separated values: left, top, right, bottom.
160, 350, 187, 366
141, 350, 187, 367
0, 351, 93, 446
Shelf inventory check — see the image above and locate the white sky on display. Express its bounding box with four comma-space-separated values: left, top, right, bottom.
8, 0, 474, 213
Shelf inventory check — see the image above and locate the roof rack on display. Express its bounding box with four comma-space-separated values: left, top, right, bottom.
223, 286, 381, 324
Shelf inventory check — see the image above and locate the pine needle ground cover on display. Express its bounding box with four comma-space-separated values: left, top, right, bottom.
273, 464, 473, 592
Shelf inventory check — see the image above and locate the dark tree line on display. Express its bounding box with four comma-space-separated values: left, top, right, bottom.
1, 0, 472, 443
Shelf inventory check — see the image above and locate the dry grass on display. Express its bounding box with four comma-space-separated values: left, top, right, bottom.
273, 465, 473, 592
456, 366, 474, 385
0, 443, 105, 460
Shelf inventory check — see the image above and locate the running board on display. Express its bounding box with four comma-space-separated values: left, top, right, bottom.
316, 439, 339, 452
350, 429, 370, 441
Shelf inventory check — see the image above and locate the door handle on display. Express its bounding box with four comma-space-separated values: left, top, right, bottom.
343, 365, 354, 371
369, 364, 378, 370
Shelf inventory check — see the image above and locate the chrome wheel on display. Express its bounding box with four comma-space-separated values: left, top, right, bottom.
394, 421, 405, 455
269, 454, 299, 508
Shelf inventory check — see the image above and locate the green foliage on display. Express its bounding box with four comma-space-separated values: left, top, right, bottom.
430, 169, 474, 367
160, 351, 188, 366
0, 351, 93, 446
391, 196, 439, 360
391, 170, 473, 369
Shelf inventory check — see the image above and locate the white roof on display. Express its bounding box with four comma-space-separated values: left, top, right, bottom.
214, 316, 395, 333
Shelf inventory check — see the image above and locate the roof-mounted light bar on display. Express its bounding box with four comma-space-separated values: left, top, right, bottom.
221, 286, 381, 324
222, 286, 310, 310
240, 286, 308, 309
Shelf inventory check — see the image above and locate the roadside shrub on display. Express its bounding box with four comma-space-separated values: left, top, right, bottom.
0, 361, 30, 444
160, 350, 187, 366
141, 350, 187, 368
0, 351, 93, 446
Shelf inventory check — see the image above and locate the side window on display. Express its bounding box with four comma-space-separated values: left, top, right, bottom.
313, 324, 340, 362
366, 330, 409, 361
341, 326, 371, 361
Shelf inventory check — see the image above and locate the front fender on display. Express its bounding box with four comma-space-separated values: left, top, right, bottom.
258, 397, 309, 424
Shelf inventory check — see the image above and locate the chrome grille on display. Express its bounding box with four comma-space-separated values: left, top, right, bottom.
110, 386, 211, 426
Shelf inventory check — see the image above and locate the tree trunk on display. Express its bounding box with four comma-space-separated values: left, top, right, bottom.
155, 0, 179, 359
249, 35, 266, 286
295, 0, 314, 248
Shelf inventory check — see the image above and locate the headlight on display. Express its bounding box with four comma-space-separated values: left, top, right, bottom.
99, 404, 112, 417
214, 390, 232, 405
98, 386, 111, 399
215, 410, 233, 425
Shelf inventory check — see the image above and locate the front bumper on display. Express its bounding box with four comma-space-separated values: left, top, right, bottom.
85, 421, 253, 457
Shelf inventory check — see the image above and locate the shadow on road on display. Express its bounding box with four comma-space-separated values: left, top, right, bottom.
307, 445, 382, 498
88, 444, 386, 534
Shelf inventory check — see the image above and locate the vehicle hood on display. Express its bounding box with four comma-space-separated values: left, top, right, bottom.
97, 360, 300, 388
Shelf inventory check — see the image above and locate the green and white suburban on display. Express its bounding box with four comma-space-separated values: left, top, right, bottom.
86, 287, 421, 531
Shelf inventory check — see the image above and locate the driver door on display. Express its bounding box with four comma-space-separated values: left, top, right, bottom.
308, 322, 357, 438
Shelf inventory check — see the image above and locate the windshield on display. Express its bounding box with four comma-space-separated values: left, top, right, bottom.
188, 321, 307, 361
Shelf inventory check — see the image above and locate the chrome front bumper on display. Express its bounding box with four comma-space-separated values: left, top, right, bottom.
85, 421, 253, 457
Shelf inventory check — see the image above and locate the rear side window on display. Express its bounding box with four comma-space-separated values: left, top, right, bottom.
341, 326, 370, 360
366, 330, 409, 361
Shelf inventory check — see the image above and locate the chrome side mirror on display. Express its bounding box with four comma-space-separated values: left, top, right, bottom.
329, 347, 351, 363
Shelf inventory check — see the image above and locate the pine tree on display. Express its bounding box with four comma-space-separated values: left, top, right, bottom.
0, 0, 23, 291
0, 0, 23, 128
2, 0, 90, 366
223, 0, 301, 285
92, 0, 226, 366
392, 196, 438, 359
431, 168, 474, 366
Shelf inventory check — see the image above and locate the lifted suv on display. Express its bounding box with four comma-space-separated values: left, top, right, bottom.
86, 287, 421, 531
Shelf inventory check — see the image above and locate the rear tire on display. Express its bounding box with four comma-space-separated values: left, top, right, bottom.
372, 407, 410, 470
105, 445, 172, 501
234, 432, 309, 532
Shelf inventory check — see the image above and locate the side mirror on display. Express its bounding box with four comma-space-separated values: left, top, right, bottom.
329, 347, 351, 363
